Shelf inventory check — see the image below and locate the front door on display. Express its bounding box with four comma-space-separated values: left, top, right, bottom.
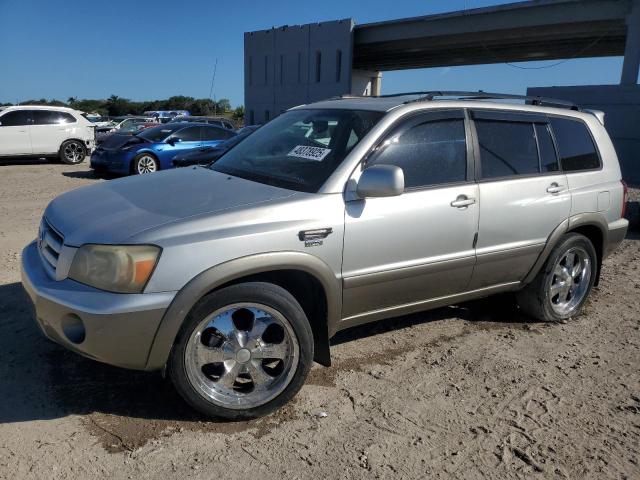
0, 110, 32, 155
467, 110, 571, 290
341, 110, 479, 325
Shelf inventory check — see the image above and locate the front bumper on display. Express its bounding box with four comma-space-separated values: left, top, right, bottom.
21, 241, 175, 370
90, 149, 132, 174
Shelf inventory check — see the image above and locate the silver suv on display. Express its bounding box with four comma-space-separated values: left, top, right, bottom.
21, 91, 629, 419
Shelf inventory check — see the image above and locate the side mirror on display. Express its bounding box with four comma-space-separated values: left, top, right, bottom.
167, 137, 182, 145
356, 165, 404, 198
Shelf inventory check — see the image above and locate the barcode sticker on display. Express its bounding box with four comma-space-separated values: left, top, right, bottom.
287, 145, 331, 161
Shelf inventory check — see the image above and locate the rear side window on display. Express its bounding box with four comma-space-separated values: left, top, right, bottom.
202, 126, 235, 141
476, 121, 538, 179
549, 117, 600, 171
369, 118, 467, 189
32, 110, 76, 125
0, 110, 31, 126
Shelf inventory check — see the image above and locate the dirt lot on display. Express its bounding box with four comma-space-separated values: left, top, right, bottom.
0, 159, 639, 480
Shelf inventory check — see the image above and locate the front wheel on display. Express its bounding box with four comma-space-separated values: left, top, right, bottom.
517, 233, 597, 322
168, 282, 314, 419
133, 153, 159, 174
59, 140, 86, 164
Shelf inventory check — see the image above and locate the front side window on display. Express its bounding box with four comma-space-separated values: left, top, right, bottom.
476, 120, 539, 179
0, 110, 31, 126
138, 124, 183, 142
173, 126, 202, 142
368, 117, 467, 189
549, 117, 600, 171
212, 109, 384, 192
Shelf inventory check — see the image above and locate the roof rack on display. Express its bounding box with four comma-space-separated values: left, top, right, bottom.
406, 91, 580, 110
330, 90, 581, 111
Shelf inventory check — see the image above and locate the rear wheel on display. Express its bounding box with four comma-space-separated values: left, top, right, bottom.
59, 140, 86, 164
517, 233, 597, 322
133, 153, 159, 174
169, 282, 313, 419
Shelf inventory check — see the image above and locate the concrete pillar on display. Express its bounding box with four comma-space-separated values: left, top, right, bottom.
371, 72, 382, 96
621, 0, 640, 85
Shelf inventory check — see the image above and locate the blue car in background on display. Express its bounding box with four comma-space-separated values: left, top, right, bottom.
90, 123, 236, 175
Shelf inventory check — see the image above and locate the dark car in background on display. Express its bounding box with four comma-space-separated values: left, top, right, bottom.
95, 117, 158, 144
91, 122, 235, 175
170, 116, 235, 130
172, 125, 259, 167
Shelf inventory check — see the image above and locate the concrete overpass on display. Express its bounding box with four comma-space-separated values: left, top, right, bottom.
353, 0, 636, 84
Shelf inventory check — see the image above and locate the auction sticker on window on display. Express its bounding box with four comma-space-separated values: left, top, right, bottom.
287, 145, 331, 161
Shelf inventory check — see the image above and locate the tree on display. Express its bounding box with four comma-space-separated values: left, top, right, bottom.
216, 98, 231, 113
232, 106, 244, 123
105, 95, 130, 116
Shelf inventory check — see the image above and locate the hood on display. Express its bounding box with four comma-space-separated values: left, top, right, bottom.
45, 168, 295, 246
99, 133, 146, 150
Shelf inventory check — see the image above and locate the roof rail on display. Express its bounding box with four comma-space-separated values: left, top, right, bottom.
379, 90, 580, 111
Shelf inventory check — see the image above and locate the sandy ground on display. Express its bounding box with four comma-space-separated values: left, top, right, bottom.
0, 159, 639, 480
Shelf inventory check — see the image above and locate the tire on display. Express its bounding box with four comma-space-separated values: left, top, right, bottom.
168, 282, 314, 420
132, 153, 159, 174
517, 233, 597, 322
59, 140, 86, 164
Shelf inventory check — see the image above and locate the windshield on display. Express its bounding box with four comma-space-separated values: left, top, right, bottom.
211, 109, 383, 192
137, 124, 183, 142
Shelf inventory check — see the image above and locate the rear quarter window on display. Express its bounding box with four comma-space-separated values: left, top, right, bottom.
549, 117, 600, 172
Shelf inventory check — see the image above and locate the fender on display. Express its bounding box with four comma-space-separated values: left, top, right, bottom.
144, 251, 342, 370
522, 213, 608, 286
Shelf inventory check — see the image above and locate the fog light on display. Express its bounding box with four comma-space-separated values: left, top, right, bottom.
61, 314, 86, 344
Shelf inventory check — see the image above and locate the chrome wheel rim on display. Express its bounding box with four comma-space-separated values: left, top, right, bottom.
184, 303, 299, 410
63, 142, 84, 163
549, 246, 591, 316
137, 155, 157, 174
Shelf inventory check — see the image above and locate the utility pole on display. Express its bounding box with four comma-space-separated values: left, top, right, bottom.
209, 58, 218, 115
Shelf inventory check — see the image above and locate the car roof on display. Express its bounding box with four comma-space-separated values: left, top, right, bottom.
2, 105, 77, 112
174, 122, 232, 128
292, 91, 590, 121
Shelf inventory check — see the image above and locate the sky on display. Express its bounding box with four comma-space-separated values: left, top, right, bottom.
0, 0, 624, 107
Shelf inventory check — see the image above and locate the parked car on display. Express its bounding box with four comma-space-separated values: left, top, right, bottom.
144, 110, 189, 123
90, 122, 234, 174
170, 116, 235, 130
95, 118, 157, 144
172, 125, 258, 167
82, 113, 114, 130
22, 91, 628, 420
0, 105, 95, 164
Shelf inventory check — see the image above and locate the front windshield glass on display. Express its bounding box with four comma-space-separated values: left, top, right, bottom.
211, 109, 383, 192
137, 124, 183, 142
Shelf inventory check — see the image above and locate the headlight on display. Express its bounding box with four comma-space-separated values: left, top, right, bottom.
69, 244, 161, 293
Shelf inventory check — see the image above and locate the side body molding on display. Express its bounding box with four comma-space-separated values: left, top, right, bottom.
521, 213, 609, 286
145, 251, 342, 370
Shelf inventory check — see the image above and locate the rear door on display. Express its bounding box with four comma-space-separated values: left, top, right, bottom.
467, 109, 570, 290
0, 110, 32, 155
30, 110, 77, 154
342, 109, 479, 323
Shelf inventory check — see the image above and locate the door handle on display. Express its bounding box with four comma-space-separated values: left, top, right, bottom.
450, 195, 476, 208
546, 182, 565, 194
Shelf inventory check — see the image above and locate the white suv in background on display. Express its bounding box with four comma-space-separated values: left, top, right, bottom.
0, 105, 95, 164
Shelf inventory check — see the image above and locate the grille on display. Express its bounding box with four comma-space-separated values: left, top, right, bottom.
38, 217, 64, 279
